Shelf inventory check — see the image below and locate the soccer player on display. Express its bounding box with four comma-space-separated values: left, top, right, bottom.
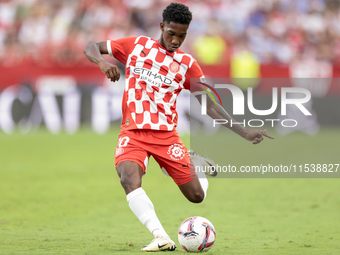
84, 3, 274, 252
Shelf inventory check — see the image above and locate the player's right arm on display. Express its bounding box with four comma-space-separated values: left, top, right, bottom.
84, 42, 120, 82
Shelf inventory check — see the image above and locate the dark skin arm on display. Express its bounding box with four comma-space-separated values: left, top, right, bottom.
83, 41, 121, 82
195, 94, 274, 144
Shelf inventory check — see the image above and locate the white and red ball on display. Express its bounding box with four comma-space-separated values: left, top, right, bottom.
178, 216, 216, 252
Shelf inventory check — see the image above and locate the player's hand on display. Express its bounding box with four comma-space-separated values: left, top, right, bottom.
242, 129, 274, 144
99, 60, 120, 82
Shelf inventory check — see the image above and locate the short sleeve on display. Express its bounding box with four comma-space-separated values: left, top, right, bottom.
183, 60, 205, 91
107, 36, 138, 64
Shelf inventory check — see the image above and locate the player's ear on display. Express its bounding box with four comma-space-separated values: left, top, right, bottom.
160, 22, 165, 32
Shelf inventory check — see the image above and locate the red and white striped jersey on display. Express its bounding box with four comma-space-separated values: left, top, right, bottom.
107, 36, 204, 131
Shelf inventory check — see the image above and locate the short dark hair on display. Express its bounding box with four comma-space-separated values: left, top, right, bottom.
162, 3, 192, 25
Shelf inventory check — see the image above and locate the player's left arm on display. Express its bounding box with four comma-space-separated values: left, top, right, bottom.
195, 94, 274, 144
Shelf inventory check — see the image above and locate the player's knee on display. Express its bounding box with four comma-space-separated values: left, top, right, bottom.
188, 191, 204, 203
118, 163, 143, 193
120, 175, 141, 193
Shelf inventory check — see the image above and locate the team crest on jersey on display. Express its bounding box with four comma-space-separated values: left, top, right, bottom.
169, 61, 180, 73
167, 143, 185, 161
115, 148, 124, 157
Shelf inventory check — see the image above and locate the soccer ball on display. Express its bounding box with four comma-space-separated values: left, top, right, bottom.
178, 216, 216, 252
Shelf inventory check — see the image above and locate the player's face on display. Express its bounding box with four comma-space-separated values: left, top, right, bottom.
159, 22, 188, 52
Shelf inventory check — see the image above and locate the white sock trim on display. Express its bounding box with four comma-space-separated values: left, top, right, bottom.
126, 187, 145, 202
198, 176, 209, 200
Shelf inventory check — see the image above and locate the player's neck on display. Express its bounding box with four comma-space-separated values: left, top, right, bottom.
157, 39, 176, 55
158, 39, 166, 49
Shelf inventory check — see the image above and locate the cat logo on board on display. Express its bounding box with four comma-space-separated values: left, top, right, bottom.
169, 61, 180, 73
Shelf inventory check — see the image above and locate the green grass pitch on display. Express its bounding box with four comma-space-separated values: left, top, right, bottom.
0, 128, 339, 254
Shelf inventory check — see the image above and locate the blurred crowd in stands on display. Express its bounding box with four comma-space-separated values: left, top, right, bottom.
0, 0, 340, 67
